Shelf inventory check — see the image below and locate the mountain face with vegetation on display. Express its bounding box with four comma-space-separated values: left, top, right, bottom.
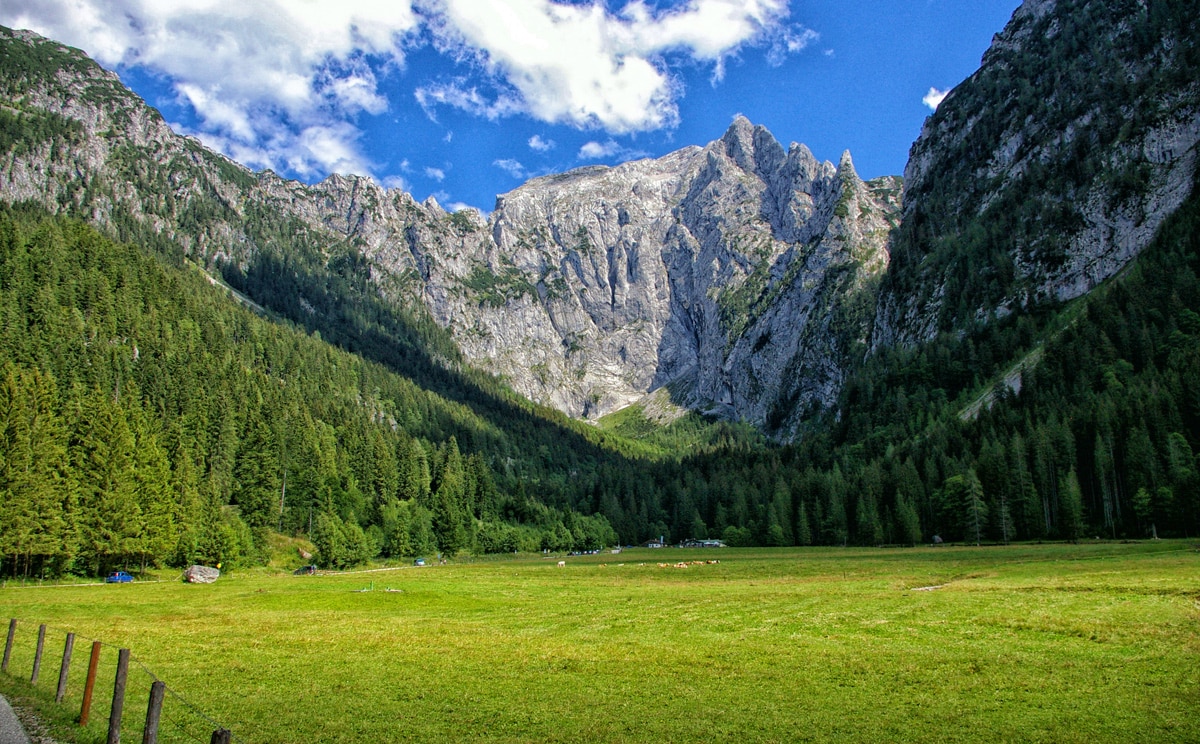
0, 26, 898, 436
2, 1, 1199, 437
3, 0, 1200, 573
875, 0, 1200, 347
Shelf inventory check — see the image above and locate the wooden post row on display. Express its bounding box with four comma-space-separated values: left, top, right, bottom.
31, 624, 46, 684
107, 647, 130, 744
1, 618, 15, 673
57, 632, 75, 704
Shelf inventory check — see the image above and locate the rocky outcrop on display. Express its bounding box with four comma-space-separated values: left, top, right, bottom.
419, 118, 900, 426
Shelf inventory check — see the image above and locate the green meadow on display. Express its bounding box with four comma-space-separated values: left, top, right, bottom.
1, 542, 1198, 743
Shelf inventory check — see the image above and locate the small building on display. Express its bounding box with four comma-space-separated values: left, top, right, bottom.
642, 539, 666, 548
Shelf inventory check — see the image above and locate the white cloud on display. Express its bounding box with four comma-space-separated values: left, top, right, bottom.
447, 202, 486, 217
579, 141, 620, 159
425, 166, 447, 182
382, 174, 412, 191
1, 0, 819, 181
494, 158, 528, 179
1, 0, 421, 177
528, 134, 556, 152
426, 0, 800, 133
415, 80, 522, 122
577, 139, 647, 162
765, 26, 819, 68
923, 87, 949, 111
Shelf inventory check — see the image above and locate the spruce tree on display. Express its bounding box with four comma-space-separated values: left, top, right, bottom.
1059, 468, 1085, 542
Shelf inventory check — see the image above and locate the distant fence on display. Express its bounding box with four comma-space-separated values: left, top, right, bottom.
1, 618, 235, 743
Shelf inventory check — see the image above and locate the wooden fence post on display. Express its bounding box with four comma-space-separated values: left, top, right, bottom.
56, 632, 75, 703
142, 680, 165, 744
107, 648, 130, 744
210, 728, 231, 744
1, 618, 15, 673
80, 640, 102, 726
31, 624, 46, 684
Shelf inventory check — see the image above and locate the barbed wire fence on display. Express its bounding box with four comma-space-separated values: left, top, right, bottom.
2, 617, 236, 743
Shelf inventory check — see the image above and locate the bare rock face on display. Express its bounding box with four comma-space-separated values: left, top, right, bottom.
406, 117, 901, 428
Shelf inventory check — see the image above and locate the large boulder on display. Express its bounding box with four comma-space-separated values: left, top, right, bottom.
184, 565, 220, 584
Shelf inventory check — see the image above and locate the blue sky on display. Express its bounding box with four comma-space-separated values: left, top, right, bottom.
3, 1, 1020, 213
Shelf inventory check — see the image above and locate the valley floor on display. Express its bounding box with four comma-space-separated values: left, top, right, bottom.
1, 542, 1197, 743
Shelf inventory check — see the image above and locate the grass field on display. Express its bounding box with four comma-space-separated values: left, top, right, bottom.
1, 542, 1198, 743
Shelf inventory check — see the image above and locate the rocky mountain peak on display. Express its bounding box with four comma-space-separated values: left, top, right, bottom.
719, 115, 786, 179
836, 150, 857, 179
0, 25, 901, 435
9, 0, 1194, 439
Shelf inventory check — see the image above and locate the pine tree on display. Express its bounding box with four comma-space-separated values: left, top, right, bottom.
232, 417, 280, 531
129, 402, 176, 569
431, 437, 469, 555
1010, 433, 1043, 540
943, 471, 988, 545
73, 391, 141, 573
1059, 468, 1085, 542
855, 493, 883, 546
796, 500, 812, 546
895, 493, 922, 546
1131, 487, 1158, 539
398, 437, 431, 504
770, 479, 794, 545
168, 439, 203, 566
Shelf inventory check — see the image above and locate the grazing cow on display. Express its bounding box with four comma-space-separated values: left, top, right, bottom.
557, 561, 566, 567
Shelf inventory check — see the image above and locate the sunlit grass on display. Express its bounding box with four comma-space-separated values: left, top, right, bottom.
2, 542, 1198, 742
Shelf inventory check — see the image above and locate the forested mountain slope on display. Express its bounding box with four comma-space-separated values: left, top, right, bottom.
875, 0, 1200, 346
0, 208, 623, 577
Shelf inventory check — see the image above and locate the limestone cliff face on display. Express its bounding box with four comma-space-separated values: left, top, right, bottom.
874, 0, 1200, 348
392, 117, 901, 427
